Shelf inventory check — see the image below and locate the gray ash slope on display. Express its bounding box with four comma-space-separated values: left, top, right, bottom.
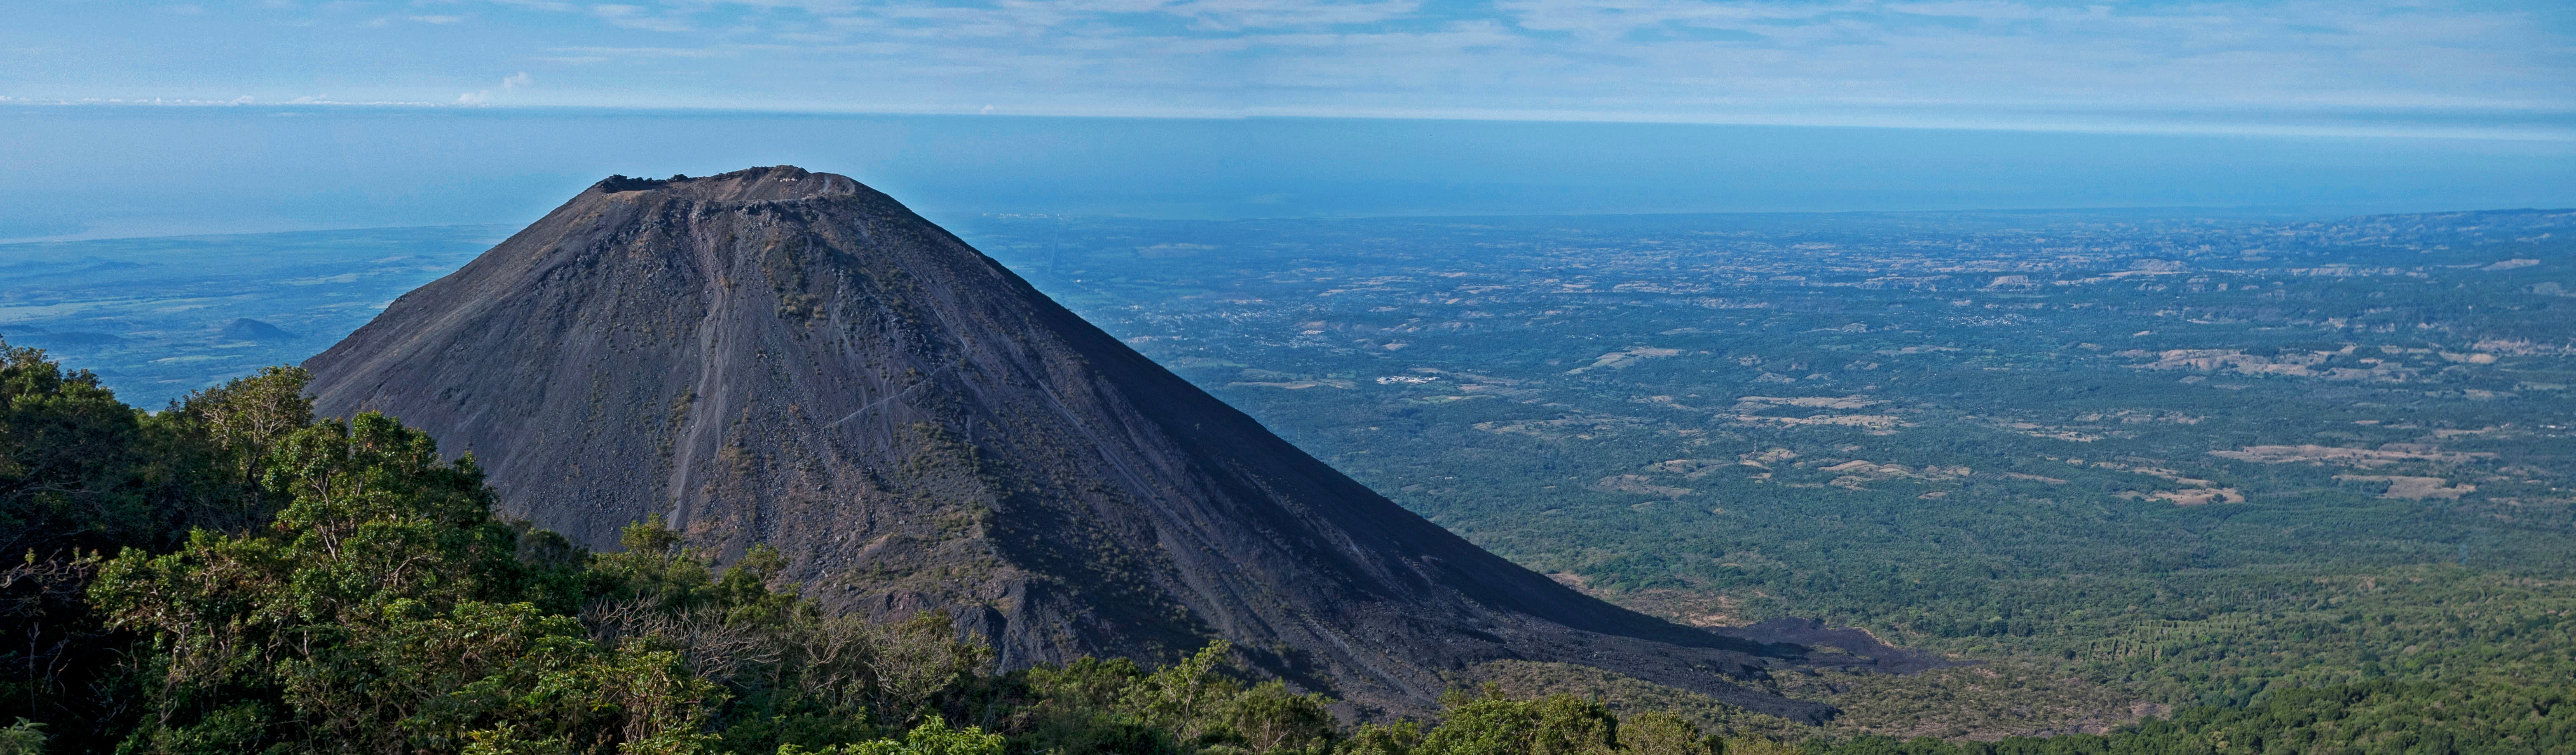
307, 166, 1847, 719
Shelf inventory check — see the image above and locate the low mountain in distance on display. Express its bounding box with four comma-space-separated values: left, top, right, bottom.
302, 166, 1906, 720
219, 318, 295, 342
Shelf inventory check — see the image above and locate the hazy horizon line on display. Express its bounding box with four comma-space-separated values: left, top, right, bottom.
7, 98, 2572, 144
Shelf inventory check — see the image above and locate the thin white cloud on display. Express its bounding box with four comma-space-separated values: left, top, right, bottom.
455, 72, 534, 105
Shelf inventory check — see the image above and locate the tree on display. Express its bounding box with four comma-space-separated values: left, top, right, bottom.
778, 717, 1003, 755
91, 412, 716, 755
1415, 689, 1617, 755
1616, 714, 1706, 755
0, 342, 152, 749
0, 339, 146, 556
150, 366, 317, 533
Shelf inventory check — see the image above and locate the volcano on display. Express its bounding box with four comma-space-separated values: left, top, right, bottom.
305, 166, 1837, 719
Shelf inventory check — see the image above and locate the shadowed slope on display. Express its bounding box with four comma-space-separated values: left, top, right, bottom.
306, 166, 1838, 719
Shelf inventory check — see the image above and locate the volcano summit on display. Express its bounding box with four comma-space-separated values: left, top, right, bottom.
305, 166, 1838, 719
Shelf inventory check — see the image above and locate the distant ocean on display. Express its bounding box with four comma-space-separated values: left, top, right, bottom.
4, 106, 2572, 243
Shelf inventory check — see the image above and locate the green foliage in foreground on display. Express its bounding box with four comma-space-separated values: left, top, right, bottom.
3, 341, 2569, 755
89, 410, 718, 754
778, 717, 1002, 755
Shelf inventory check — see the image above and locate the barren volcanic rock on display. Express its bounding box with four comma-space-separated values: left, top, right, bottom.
306, 166, 1835, 719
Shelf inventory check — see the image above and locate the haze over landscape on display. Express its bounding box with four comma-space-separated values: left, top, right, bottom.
4, 1, 2574, 754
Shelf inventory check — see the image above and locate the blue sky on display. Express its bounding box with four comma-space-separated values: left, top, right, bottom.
8, 0, 2573, 139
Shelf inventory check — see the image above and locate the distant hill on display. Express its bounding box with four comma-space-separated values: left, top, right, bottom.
304, 166, 1857, 718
